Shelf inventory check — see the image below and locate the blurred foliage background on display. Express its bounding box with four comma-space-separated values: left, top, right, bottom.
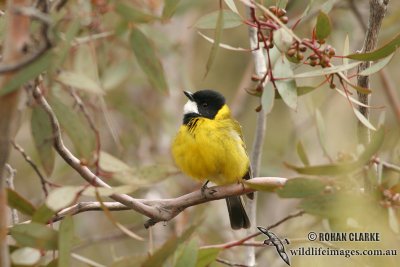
2, 0, 400, 266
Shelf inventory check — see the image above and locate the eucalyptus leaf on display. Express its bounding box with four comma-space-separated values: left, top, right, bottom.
10, 223, 58, 250
347, 33, 400, 61
130, 27, 169, 93
277, 178, 325, 198
7, 188, 36, 216
316, 12, 331, 40
194, 10, 241, 29
31, 106, 55, 176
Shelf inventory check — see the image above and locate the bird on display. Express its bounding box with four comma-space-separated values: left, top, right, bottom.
172, 89, 252, 229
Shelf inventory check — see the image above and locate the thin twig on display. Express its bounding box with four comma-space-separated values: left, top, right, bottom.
216, 258, 252, 267
372, 157, 400, 173
5, 164, 19, 224
202, 210, 305, 250
11, 141, 49, 197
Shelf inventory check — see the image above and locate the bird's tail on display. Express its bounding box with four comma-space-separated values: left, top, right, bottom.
225, 196, 250, 230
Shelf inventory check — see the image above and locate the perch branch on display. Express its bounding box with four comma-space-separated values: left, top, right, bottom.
52, 177, 286, 226
32, 83, 287, 227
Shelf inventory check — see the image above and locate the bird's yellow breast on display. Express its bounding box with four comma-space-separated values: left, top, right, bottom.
172, 105, 249, 185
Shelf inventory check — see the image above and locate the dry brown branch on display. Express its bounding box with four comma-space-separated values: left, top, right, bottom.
52, 176, 286, 226
356, 0, 389, 144
32, 82, 288, 228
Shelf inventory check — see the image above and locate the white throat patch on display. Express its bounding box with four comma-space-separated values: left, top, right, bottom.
183, 100, 199, 115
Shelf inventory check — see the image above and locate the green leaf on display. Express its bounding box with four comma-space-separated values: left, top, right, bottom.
49, 95, 96, 160
357, 127, 384, 163
175, 239, 199, 267
56, 71, 104, 95
116, 3, 159, 23
285, 161, 358, 175
274, 57, 297, 109
296, 141, 310, 166
54, 21, 80, 68
31, 106, 55, 176
101, 62, 131, 91
141, 224, 198, 267
11, 247, 41, 266
204, 9, 224, 77
316, 12, 331, 40
275, 86, 317, 99
273, 28, 293, 52
59, 216, 74, 267
277, 178, 325, 198
46, 186, 82, 212
32, 204, 55, 224
130, 27, 169, 93
195, 248, 221, 267
162, 0, 181, 19
82, 184, 139, 197
0, 52, 52, 96
299, 194, 337, 218
359, 53, 394, 76
347, 33, 400, 61
99, 151, 177, 185
194, 10, 241, 29
315, 109, 330, 158
7, 188, 36, 216
321, 0, 337, 13
293, 62, 360, 78
353, 107, 376, 131
261, 82, 275, 115
99, 151, 130, 172
10, 223, 58, 250
286, 128, 384, 176
224, 0, 239, 14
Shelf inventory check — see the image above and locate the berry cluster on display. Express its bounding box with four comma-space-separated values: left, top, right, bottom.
262, 6, 288, 24
286, 41, 336, 68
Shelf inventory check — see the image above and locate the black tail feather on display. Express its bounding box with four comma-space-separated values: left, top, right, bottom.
225, 196, 250, 230
243, 169, 254, 199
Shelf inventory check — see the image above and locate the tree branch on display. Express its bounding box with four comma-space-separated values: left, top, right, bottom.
11, 140, 50, 197
356, 0, 389, 144
32, 82, 287, 228
246, 6, 268, 267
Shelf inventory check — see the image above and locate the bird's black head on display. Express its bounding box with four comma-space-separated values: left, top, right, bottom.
182, 90, 226, 124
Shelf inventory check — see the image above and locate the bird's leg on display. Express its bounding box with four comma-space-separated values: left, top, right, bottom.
200, 180, 217, 198
201, 180, 210, 197
202, 180, 210, 190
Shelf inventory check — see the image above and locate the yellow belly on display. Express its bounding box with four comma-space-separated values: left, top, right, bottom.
172, 118, 249, 185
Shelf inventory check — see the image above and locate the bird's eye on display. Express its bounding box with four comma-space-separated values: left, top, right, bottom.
202, 103, 208, 107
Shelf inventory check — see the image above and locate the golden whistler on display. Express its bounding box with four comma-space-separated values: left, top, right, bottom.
172, 90, 252, 229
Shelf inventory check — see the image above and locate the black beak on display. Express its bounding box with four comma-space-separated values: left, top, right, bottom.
183, 91, 194, 101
